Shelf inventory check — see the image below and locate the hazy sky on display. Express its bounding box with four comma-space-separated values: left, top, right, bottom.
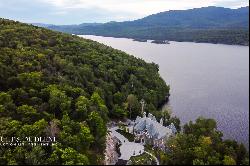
0, 0, 249, 24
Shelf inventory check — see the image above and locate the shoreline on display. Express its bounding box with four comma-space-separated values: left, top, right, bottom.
77, 34, 249, 47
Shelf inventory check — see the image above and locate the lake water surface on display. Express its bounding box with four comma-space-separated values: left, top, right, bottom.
80, 35, 249, 147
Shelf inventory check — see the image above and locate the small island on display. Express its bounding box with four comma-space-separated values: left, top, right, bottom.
151, 40, 170, 44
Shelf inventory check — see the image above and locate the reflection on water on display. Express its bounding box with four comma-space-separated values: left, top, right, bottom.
80, 35, 249, 148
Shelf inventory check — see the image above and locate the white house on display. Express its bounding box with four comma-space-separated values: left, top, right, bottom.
131, 112, 177, 150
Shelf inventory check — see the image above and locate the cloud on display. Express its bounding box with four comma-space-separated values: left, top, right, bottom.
0, 0, 248, 24
39, 0, 249, 11
213, 0, 249, 8
37, 0, 249, 19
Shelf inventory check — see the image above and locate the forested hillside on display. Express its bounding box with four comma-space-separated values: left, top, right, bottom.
48, 6, 249, 45
0, 18, 169, 165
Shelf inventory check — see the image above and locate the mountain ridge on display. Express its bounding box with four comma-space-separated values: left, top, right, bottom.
44, 6, 249, 45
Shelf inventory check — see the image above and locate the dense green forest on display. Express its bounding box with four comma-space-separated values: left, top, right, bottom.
0, 19, 249, 165
158, 118, 249, 165
48, 6, 249, 46
0, 18, 169, 165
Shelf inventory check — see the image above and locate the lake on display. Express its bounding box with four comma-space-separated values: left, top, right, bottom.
80, 35, 249, 147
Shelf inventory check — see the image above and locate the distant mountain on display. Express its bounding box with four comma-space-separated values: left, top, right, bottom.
47, 23, 103, 34
32, 23, 54, 28
131, 6, 249, 29
48, 6, 249, 45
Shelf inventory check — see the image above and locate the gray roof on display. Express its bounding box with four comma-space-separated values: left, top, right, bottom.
169, 123, 177, 134
134, 116, 173, 139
